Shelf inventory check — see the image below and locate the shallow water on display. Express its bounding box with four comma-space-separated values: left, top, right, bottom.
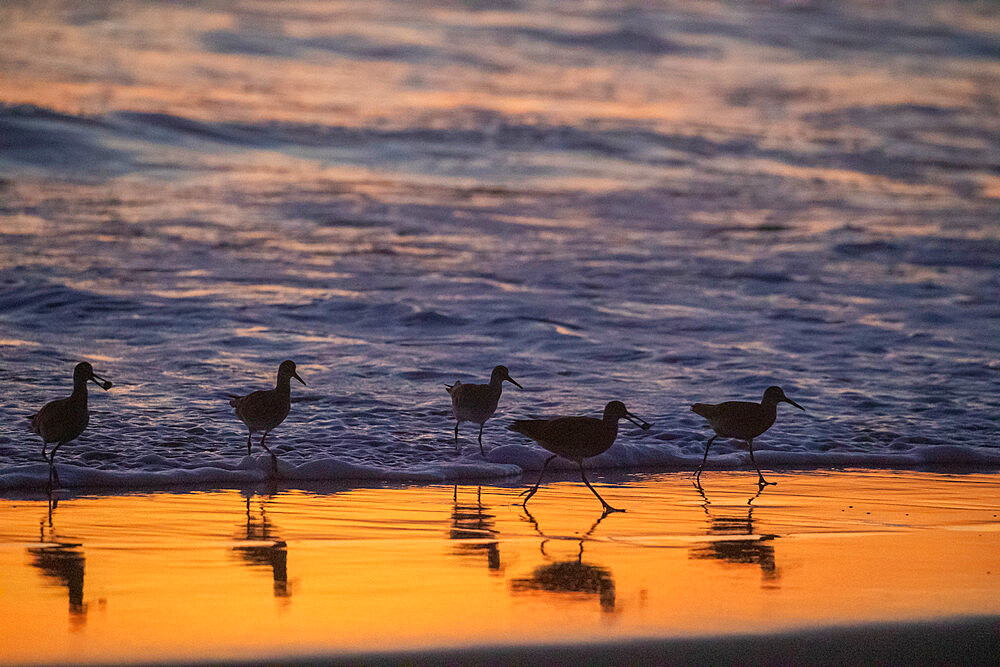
1, 471, 998, 663
0, 1, 999, 487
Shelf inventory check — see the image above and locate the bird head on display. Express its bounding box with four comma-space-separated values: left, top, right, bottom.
764, 386, 804, 411
491, 365, 523, 389
604, 401, 652, 429
75, 362, 113, 390
278, 360, 307, 386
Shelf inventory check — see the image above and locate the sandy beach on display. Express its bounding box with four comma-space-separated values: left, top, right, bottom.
1, 470, 997, 664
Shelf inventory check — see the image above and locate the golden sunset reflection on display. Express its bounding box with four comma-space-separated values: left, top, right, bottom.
1, 471, 998, 663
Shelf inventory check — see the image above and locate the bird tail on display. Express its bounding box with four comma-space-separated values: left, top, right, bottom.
508, 420, 545, 439
227, 393, 242, 408
444, 381, 458, 395
691, 403, 714, 418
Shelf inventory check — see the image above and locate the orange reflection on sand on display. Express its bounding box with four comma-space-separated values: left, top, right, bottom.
1, 472, 999, 663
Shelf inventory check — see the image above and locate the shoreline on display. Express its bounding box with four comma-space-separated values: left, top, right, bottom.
2, 462, 999, 495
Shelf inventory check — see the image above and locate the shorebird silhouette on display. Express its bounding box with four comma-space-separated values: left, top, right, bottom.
509, 401, 651, 513
30, 362, 113, 489
229, 360, 305, 475
445, 365, 522, 455
691, 386, 804, 487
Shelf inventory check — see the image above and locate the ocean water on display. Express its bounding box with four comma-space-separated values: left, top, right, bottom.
0, 0, 998, 489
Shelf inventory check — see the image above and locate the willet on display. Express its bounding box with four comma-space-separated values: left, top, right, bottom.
509, 401, 651, 514
30, 362, 113, 489
229, 360, 305, 475
691, 386, 804, 487
445, 365, 523, 455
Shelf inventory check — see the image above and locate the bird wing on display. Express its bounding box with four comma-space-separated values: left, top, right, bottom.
233, 389, 268, 411
452, 382, 496, 404
693, 400, 760, 437
232, 389, 288, 430
510, 417, 617, 461
30, 396, 85, 442
509, 416, 604, 455
450, 382, 502, 423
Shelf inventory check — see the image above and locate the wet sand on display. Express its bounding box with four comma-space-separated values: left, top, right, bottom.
1, 470, 998, 664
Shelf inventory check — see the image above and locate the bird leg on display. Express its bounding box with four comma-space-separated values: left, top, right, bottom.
454, 422, 460, 454
48, 442, 64, 490
695, 435, 717, 485
579, 463, 623, 513
247, 432, 253, 457
519, 454, 557, 507
259, 431, 278, 477
478, 423, 485, 456
747, 438, 775, 486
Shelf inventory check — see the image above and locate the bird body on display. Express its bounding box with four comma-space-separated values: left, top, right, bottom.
231, 386, 292, 435
691, 386, 804, 486
691, 400, 778, 441
230, 360, 305, 473
510, 401, 651, 513
30, 362, 113, 488
448, 381, 503, 426
32, 391, 90, 448
508, 414, 619, 462
446, 365, 522, 455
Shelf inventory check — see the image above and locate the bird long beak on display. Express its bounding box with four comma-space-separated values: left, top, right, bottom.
784, 397, 805, 411
625, 411, 652, 430
90, 372, 113, 390
505, 375, 524, 390
294, 372, 307, 387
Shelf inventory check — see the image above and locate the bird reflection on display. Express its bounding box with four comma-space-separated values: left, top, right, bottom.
28, 493, 87, 628
233, 495, 290, 598
689, 484, 780, 586
509, 509, 616, 612
449, 485, 501, 572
